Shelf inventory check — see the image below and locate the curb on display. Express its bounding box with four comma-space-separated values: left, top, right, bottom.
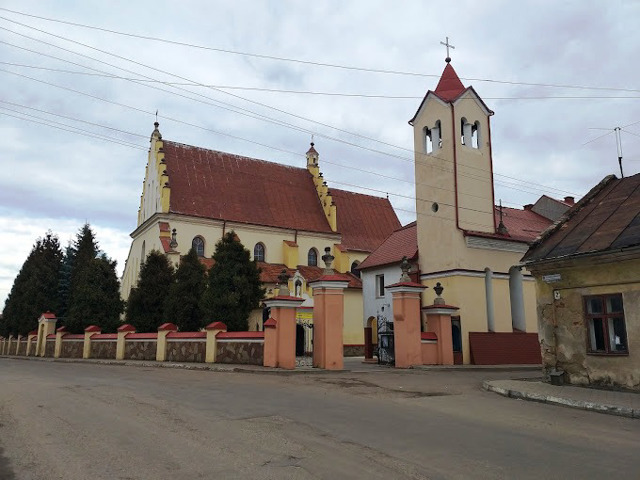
483, 381, 640, 419
0, 355, 348, 375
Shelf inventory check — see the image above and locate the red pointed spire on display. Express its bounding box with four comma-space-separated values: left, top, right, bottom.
434, 63, 466, 102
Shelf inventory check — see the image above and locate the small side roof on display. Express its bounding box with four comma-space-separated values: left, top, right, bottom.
358, 222, 418, 271
522, 173, 640, 264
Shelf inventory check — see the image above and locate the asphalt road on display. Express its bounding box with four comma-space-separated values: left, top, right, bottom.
0, 359, 638, 479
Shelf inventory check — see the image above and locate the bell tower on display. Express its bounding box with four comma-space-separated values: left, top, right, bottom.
410, 51, 496, 271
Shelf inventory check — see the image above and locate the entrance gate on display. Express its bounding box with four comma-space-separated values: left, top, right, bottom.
376, 312, 395, 366
295, 317, 313, 367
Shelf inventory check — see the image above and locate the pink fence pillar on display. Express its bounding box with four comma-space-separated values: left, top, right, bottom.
386, 281, 426, 368
263, 296, 304, 369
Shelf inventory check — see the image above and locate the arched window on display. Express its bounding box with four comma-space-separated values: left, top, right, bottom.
472, 121, 481, 149
461, 117, 472, 145
423, 120, 441, 154
350, 261, 361, 278
308, 248, 318, 266
192, 236, 205, 257
254, 243, 265, 262
141, 240, 146, 260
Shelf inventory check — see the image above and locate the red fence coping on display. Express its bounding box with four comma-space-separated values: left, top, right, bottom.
28, 330, 38, 336
92, 333, 117, 340
216, 331, 264, 340
84, 325, 101, 333
62, 334, 85, 340
158, 322, 178, 331
421, 332, 438, 341
46, 334, 56, 339
117, 323, 136, 332
166, 331, 206, 339
126, 333, 158, 340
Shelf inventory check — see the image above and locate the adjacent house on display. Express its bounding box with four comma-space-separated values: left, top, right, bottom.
522, 173, 640, 390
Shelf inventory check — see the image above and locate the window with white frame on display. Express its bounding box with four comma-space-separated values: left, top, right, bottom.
584, 294, 628, 355
308, 248, 318, 266
192, 236, 205, 257
253, 243, 265, 262
375, 274, 385, 298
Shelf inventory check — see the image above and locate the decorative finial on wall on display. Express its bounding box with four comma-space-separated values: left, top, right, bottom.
321, 247, 335, 274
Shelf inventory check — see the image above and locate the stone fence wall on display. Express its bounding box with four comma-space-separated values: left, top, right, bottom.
0, 322, 264, 367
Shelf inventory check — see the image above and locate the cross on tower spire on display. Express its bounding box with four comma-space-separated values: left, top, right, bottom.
440, 36, 455, 63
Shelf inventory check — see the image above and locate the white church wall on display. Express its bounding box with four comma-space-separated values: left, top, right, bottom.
362, 263, 403, 329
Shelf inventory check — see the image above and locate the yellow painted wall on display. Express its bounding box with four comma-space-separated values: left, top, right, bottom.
530, 255, 640, 390
344, 289, 364, 345
421, 273, 536, 364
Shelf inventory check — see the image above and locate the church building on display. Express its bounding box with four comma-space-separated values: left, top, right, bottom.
120, 124, 400, 352
360, 53, 568, 364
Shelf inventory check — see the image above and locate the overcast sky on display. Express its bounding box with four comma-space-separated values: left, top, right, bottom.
1, 1, 639, 307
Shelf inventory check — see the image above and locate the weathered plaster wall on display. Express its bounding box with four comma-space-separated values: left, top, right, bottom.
216, 341, 263, 365
124, 341, 157, 361
532, 256, 640, 390
17, 341, 27, 356
91, 341, 117, 359
165, 341, 206, 363
45, 340, 55, 357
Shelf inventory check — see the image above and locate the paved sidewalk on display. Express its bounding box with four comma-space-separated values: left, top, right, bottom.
484, 379, 640, 419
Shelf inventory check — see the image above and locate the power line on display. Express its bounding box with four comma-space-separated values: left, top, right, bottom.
0, 110, 147, 150
0, 66, 573, 204
2, 62, 640, 101
0, 24, 581, 199
1, 7, 638, 94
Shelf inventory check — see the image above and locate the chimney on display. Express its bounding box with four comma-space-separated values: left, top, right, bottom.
564, 196, 575, 205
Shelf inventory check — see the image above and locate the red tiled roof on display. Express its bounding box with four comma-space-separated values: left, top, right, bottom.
358, 222, 418, 270
433, 63, 466, 102
257, 262, 362, 289
331, 189, 401, 252
523, 173, 640, 263
496, 206, 553, 242
163, 141, 334, 234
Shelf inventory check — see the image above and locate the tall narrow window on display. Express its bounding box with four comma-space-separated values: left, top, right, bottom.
424, 126, 433, 154
461, 117, 472, 146
376, 274, 385, 298
423, 121, 442, 154
141, 241, 146, 261
308, 248, 318, 266
472, 121, 480, 149
253, 243, 265, 262
192, 236, 205, 257
584, 294, 628, 355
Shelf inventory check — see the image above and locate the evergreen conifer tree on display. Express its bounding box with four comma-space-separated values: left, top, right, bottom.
64, 224, 100, 333
164, 248, 207, 331
66, 255, 124, 333
1, 231, 63, 336
201, 231, 265, 332
126, 250, 174, 332
57, 242, 75, 320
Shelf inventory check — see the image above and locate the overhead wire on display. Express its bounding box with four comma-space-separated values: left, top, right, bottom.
2, 62, 640, 101
1, 6, 639, 94
0, 21, 581, 200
